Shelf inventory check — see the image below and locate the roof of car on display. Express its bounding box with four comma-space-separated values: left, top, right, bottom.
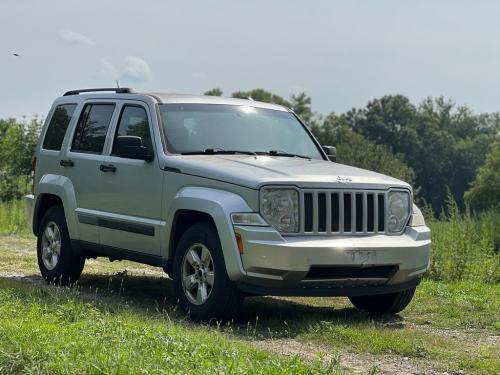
149, 93, 289, 111
61, 88, 290, 112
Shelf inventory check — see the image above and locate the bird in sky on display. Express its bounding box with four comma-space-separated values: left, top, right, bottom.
13, 53, 20, 57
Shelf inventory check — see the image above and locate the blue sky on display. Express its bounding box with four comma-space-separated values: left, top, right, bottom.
2, 0, 500, 119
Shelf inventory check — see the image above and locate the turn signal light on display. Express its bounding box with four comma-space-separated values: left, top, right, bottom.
235, 233, 244, 254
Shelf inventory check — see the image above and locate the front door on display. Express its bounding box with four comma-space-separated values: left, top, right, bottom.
64, 101, 117, 245
97, 101, 164, 258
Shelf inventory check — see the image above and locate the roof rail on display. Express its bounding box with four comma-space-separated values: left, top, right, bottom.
63, 88, 133, 96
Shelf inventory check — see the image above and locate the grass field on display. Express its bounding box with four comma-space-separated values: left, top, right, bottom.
0, 235, 499, 374
0, 202, 499, 374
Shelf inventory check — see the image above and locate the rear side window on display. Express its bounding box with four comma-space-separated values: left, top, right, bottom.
112, 105, 153, 156
71, 104, 115, 154
42, 104, 77, 150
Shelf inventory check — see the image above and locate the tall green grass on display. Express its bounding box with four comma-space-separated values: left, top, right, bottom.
426, 199, 499, 283
0, 199, 498, 283
0, 200, 28, 236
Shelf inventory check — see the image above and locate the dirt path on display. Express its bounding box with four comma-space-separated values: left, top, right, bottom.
251, 337, 445, 374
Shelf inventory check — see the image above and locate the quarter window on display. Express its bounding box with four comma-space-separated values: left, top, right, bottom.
112, 105, 153, 156
71, 104, 115, 153
42, 104, 77, 150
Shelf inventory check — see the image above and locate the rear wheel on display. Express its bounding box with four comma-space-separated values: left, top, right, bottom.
37, 205, 85, 285
349, 287, 416, 315
173, 222, 244, 321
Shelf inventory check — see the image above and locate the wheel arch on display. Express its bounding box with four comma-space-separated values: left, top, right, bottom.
165, 187, 253, 281
33, 194, 63, 235
34, 174, 78, 239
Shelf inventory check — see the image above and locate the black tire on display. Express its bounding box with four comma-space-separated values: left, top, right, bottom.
173, 222, 244, 321
37, 205, 85, 285
349, 287, 416, 315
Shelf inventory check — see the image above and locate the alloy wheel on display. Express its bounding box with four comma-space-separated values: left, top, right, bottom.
181, 243, 215, 305
41, 221, 61, 271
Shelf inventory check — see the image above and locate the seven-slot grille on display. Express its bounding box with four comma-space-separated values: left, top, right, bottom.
300, 190, 386, 235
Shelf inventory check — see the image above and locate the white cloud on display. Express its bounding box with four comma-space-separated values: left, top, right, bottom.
59, 29, 94, 46
121, 56, 153, 82
98, 56, 153, 84
99, 59, 119, 79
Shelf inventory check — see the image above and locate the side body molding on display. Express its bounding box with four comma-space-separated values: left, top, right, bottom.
35, 174, 79, 239
165, 187, 253, 281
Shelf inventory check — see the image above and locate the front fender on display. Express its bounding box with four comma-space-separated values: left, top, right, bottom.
35, 174, 79, 239
165, 187, 254, 281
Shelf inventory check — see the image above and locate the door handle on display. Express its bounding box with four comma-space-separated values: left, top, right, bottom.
60, 159, 74, 167
99, 164, 116, 173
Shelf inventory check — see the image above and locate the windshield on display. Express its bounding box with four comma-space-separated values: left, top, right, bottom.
159, 104, 324, 159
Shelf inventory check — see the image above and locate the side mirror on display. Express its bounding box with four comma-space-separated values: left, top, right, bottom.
114, 136, 154, 162
322, 145, 336, 162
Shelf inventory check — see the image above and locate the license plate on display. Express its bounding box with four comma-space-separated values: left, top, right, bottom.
345, 249, 376, 265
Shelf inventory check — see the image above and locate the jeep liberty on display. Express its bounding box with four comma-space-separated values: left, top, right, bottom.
25, 88, 431, 320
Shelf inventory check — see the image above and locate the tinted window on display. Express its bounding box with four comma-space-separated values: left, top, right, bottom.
71, 104, 115, 153
42, 104, 77, 150
112, 105, 153, 156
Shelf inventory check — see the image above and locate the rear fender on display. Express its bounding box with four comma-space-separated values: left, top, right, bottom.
34, 174, 79, 239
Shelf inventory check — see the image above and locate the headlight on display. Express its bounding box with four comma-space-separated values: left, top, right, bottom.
260, 188, 299, 233
387, 190, 411, 233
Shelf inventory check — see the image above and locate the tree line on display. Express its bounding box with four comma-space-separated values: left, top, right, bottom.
1, 89, 498, 213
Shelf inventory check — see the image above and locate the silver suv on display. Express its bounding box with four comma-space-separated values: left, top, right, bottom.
25, 88, 431, 320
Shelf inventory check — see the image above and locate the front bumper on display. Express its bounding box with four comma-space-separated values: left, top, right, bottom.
234, 225, 431, 295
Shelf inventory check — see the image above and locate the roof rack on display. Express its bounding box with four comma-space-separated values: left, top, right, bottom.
63, 88, 133, 96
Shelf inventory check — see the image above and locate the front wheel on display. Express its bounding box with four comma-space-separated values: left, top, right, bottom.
173, 222, 244, 321
349, 287, 416, 315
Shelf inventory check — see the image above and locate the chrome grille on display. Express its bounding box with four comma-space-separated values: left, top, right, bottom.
300, 190, 386, 235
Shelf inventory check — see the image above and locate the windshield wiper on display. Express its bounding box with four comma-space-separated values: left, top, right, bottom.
181, 148, 257, 156
258, 150, 311, 159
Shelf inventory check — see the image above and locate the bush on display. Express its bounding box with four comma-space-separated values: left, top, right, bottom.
464, 139, 500, 210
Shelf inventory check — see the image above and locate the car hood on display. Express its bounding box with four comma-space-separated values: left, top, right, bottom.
167, 155, 411, 191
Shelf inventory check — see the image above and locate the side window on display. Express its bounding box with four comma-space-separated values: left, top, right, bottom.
42, 104, 77, 150
112, 105, 153, 156
71, 104, 115, 154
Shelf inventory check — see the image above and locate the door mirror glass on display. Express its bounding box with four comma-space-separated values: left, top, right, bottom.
322, 145, 336, 162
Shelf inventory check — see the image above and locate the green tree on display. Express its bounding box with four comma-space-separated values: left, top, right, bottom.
412, 98, 496, 210
204, 88, 223, 96
349, 95, 417, 151
349, 95, 497, 211
0, 117, 42, 200
290, 92, 312, 123
464, 140, 500, 209
311, 113, 415, 184
231, 89, 291, 108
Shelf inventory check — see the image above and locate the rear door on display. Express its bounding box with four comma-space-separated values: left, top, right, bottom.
97, 100, 164, 258
63, 100, 117, 244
